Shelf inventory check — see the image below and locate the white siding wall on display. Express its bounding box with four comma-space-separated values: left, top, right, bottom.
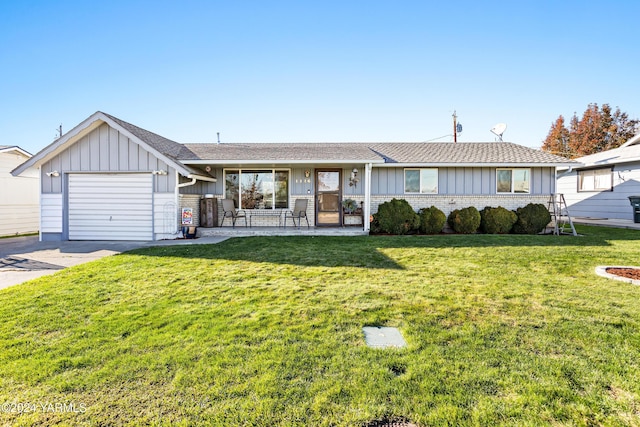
559, 163, 640, 220
154, 192, 178, 240
40, 193, 63, 233
0, 151, 39, 236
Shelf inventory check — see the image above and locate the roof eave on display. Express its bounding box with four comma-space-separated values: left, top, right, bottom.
374, 162, 578, 168
558, 156, 640, 170
620, 133, 640, 148
1, 146, 32, 157
182, 159, 385, 165
12, 111, 193, 177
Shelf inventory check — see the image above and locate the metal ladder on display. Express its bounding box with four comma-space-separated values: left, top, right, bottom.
547, 193, 577, 236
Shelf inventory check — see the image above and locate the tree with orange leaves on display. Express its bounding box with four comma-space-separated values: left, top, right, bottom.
542, 103, 638, 158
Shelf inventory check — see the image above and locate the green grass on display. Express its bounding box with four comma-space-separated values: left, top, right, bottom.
0, 232, 38, 239
1, 225, 640, 426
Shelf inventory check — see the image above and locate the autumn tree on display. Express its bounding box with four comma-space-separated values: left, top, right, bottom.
542, 103, 639, 158
541, 116, 570, 156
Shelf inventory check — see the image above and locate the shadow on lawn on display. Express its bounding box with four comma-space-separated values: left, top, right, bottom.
127, 226, 640, 269
129, 236, 405, 269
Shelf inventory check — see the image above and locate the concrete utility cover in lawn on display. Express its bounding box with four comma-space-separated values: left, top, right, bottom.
363, 327, 407, 349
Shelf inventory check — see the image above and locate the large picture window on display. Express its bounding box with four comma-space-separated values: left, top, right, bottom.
578, 168, 612, 192
404, 168, 438, 194
225, 169, 289, 209
497, 168, 530, 193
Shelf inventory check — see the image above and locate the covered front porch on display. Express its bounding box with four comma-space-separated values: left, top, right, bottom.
178, 159, 377, 234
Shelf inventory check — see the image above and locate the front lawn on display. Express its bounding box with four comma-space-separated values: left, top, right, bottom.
1, 226, 640, 426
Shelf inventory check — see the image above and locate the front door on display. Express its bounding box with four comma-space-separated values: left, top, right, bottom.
316, 170, 341, 226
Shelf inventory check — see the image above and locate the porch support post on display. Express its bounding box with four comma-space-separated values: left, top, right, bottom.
364, 162, 372, 232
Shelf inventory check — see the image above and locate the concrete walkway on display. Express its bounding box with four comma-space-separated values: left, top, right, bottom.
0, 236, 229, 290
571, 217, 640, 230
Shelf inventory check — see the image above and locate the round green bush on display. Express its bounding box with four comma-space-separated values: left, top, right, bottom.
418, 206, 446, 234
447, 206, 481, 234
512, 203, 551, 234
480, 206, 518, 234
375, 198, 420, 235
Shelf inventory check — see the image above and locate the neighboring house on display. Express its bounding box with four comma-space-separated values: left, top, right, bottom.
1, 146, 39, 236
557, 133, 640, 220
12, 111, 574, 241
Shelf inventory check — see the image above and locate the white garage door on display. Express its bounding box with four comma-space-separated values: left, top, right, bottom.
68, 173, 153, 241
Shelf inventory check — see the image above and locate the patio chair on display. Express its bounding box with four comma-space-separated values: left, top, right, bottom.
221, 199, 247, 228
284, 199, 310, 229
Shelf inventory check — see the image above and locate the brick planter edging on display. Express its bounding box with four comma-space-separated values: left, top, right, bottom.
595, 266, 640, 285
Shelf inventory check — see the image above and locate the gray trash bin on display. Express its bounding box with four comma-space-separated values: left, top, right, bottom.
629, 196, 640, 223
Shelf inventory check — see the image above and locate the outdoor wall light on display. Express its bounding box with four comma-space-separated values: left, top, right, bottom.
46, 170, 60, 177
152, 169, 168, 175
349, 168, 360, 187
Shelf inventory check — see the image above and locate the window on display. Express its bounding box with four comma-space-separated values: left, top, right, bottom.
497, 168, 530, 194
578, 168, 612, 192
404, 168, 438, 194
224, 169, 289, 209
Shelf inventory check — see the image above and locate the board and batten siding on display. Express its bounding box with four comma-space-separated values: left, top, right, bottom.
558, 162, 640, 220
41, 123, 176, 194
371, 167, 555, 195
0, 151, 39, 236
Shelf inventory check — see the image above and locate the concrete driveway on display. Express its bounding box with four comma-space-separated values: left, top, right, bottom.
0, 235, 228, 290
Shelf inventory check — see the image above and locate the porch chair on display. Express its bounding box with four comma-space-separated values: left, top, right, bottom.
284, 199, 310, 229
221, 199, 247, 228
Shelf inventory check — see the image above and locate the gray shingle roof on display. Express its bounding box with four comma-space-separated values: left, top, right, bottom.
369, 142, 573, 164
180, 141, 574, 165
98, 113, 574, 166
181, 143, 383, 162
101, 112, 196, 161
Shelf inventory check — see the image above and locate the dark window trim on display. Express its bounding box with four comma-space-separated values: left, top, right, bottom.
577, 167, 613, 193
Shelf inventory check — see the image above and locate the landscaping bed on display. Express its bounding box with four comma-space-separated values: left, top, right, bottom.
606, 267, 640, 281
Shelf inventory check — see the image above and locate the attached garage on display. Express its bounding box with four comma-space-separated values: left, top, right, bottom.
68, 173, 153, 240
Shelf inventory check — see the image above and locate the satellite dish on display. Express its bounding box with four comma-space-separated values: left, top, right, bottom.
490, 123, 507, 141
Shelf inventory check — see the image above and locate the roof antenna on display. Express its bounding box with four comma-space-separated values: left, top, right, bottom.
490, 123, 507, 142
54, 124, 62, 140
452, 111, 462, 143
217, 132, 220, 144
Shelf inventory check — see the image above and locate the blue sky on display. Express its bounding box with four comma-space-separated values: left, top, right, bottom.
1, 1, 638, 155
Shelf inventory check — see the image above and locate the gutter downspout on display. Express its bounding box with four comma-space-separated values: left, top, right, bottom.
555, 166, 574, 195
177, 177, 197, 188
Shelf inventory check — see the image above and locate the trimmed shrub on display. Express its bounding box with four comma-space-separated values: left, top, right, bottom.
419, 206, 446, 234
480, 206, 518, 234
447, 206, 481, 234
375, 198, 420, 235
512, 203, 551, 234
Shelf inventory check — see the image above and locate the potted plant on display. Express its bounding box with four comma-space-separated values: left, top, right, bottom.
342, 198, 358, 214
